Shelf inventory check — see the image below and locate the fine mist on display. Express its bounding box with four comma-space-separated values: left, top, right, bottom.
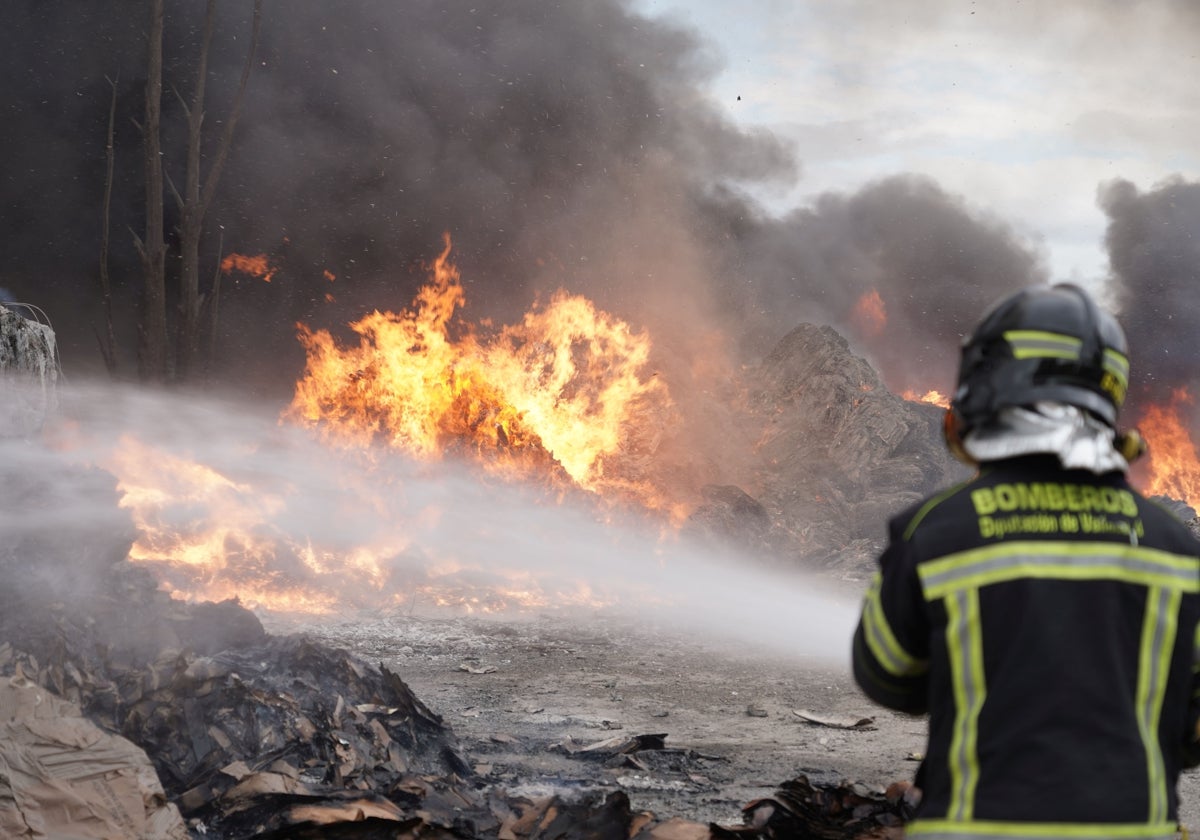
9, 379, 859, 668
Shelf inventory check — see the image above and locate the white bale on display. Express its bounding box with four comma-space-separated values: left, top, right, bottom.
0, 304, 59, 437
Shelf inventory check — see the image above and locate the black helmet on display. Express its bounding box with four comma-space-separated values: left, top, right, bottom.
949, 283, 1129, 438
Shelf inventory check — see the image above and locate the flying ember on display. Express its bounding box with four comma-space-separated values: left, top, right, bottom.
221, 251, 278, 283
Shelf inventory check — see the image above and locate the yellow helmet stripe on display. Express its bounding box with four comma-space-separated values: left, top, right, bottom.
1003, 330, 1082, 361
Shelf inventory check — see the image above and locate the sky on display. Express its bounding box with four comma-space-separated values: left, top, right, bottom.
635, 0, 1200, 288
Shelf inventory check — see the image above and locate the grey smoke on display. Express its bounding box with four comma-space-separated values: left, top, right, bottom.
693, 174, 1047, 393
1099, 176, 1200, 410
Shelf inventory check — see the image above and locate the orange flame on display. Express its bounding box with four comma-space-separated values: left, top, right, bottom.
285, 233, 676, 511
221, 252, 278, 283
107, 433, 631, 614
110, 436, 342, 613
1138, 387, 1200, 508
902, 389, 950, 409
851, 289, 887, 337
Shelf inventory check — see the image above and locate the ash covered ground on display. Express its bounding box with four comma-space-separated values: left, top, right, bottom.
263, 600, 1200, 831
263, 601, 905, 827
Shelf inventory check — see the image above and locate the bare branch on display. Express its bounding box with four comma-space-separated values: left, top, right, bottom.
197, 0, 264, 218
130, 227, 147, 261
171, 83, 191, 116
166, 169, 183, 212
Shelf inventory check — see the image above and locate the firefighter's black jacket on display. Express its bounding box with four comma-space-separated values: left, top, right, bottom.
853, 454, 1200, 840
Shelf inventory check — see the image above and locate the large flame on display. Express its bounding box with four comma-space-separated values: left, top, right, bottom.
1138, 387, 1200, 509
286, 233, 676, 511
99, 235, 683, 613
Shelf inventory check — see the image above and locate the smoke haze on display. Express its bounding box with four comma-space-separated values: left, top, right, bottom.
11, 381, 857, 664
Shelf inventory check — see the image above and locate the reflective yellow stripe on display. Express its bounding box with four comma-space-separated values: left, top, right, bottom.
1137, 586, 1179, 824
919, 542, 1200, 600
908, 819, 1178, 839
1004, 329, 1082, 361
945, 589, 985, 821
1104, 347, 1130, 388
862, 572, 929, 677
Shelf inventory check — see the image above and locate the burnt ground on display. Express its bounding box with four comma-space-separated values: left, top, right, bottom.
266, 600, 1200, 833
264, 606, 905, 828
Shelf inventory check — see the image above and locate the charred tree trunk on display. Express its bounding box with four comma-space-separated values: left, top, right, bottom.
135, 0, 168, 384
176, 0, 263, 381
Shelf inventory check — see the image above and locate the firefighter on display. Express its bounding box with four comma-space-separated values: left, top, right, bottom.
853, 283, 1200, 839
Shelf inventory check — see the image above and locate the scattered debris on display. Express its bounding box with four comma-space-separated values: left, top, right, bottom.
726, 774, 911, 839
793, 709, 876, 730
576, 733, 669, 757
459, 663, 499, 674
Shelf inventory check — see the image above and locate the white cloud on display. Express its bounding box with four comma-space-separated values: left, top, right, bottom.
635, 0, 1200, 282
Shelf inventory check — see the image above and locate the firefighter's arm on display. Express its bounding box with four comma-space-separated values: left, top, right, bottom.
852, 525, 930, 715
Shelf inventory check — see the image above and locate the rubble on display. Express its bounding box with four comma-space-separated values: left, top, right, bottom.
724, 774, 912, 840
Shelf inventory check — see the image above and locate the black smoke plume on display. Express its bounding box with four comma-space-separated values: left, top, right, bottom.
2, 0, 1046, 400
1099, 176, 1200, 412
